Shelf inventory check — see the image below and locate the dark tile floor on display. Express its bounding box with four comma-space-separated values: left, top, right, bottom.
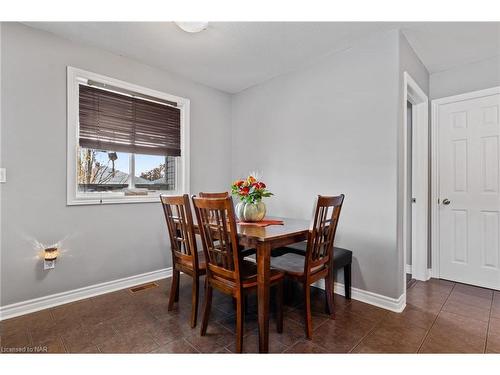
1, 276, 499, 353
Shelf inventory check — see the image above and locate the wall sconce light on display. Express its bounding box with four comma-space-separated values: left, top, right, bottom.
44, 247, 59, 270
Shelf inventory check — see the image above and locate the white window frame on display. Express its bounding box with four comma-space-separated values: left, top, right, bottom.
67, 66, 190, 205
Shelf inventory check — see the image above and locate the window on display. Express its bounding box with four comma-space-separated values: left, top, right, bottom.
67, 67, 190, 205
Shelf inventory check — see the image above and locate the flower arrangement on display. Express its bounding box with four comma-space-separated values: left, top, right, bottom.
231, 175, 273, 204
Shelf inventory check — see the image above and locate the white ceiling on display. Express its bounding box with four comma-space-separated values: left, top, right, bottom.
24, 22, 500, 93
402, 22, 500, 73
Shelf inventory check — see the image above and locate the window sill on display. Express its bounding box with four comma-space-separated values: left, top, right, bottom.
67, 193, 176, 206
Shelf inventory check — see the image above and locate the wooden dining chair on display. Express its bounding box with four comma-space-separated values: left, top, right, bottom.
198, 191, 255, 314
199, 191, 256, 258
270, 194, 345, 339
274, 244, 353, 300
192, 196, 285, 353
160, 194, 206, 328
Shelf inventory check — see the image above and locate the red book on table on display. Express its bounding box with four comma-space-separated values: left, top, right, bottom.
237, 219, 284, 227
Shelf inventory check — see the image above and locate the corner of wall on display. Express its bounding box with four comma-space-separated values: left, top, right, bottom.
396, 29, 431, 298
398, 31, 430, 94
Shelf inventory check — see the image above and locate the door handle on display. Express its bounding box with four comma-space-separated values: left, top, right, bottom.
442, 198, 451, 205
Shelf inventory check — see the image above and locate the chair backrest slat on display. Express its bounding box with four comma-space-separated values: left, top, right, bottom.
305, 194, 345, 275
160, 194, 199, 270
198, 192, 229, 222
192, 196, 241, 284
198, 192, 229, 198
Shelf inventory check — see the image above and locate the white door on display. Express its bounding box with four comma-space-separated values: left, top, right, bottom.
438, 90, 500, 290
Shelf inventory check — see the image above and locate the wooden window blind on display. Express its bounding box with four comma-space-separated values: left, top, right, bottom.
79, 85, 181, 156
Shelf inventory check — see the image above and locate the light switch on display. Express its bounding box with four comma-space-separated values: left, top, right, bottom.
0, 168, 5, 183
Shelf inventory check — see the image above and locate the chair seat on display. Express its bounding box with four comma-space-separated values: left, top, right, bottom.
239, 246, 256, 258
177, 251, 207, 273
270, 252, 307, 277
276, 242, 352, 269
244, 253, 307, 278
239, 260, 284, 288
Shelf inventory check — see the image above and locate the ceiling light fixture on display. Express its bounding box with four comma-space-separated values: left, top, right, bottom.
174, 22, 208, 33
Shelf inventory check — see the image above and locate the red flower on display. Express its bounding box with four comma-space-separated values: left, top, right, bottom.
240, 187, 250, 196
234, 180, 245, 187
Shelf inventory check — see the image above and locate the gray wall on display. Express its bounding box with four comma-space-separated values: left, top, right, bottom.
399, 32, 430, 95
397, 32, 430, 287
5, 22, 493, 307
0, 23, 232, 306
231, 30, 403, 299
430, 55, 500, 99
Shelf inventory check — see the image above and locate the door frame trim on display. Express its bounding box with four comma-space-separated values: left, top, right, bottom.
403, 72, 429, 284
430, 86, 500, 279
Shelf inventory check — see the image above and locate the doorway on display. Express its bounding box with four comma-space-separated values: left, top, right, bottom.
403, 72, 429, 294
406, 100, 418, 288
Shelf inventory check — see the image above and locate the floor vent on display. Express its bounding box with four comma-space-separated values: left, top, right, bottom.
129, 282, 159, 293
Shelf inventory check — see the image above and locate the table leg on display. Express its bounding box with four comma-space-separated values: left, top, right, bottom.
257, 242, 271, 353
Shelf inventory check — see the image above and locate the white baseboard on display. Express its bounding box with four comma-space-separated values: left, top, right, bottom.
425, 268, 433, 281
0, 267, 172, 321
429, 268, 437, 279
313, 279, 406, 313
1, 266, 407, 321
405, 265, 433, 282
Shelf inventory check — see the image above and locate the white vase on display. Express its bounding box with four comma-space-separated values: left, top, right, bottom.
235, 201, 266, 222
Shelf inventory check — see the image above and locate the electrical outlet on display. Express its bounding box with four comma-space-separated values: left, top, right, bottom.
44, 260, 56, 270
0, 168, 6, 183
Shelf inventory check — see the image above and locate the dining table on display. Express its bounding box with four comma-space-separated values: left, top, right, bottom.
196, 216, 311, 353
